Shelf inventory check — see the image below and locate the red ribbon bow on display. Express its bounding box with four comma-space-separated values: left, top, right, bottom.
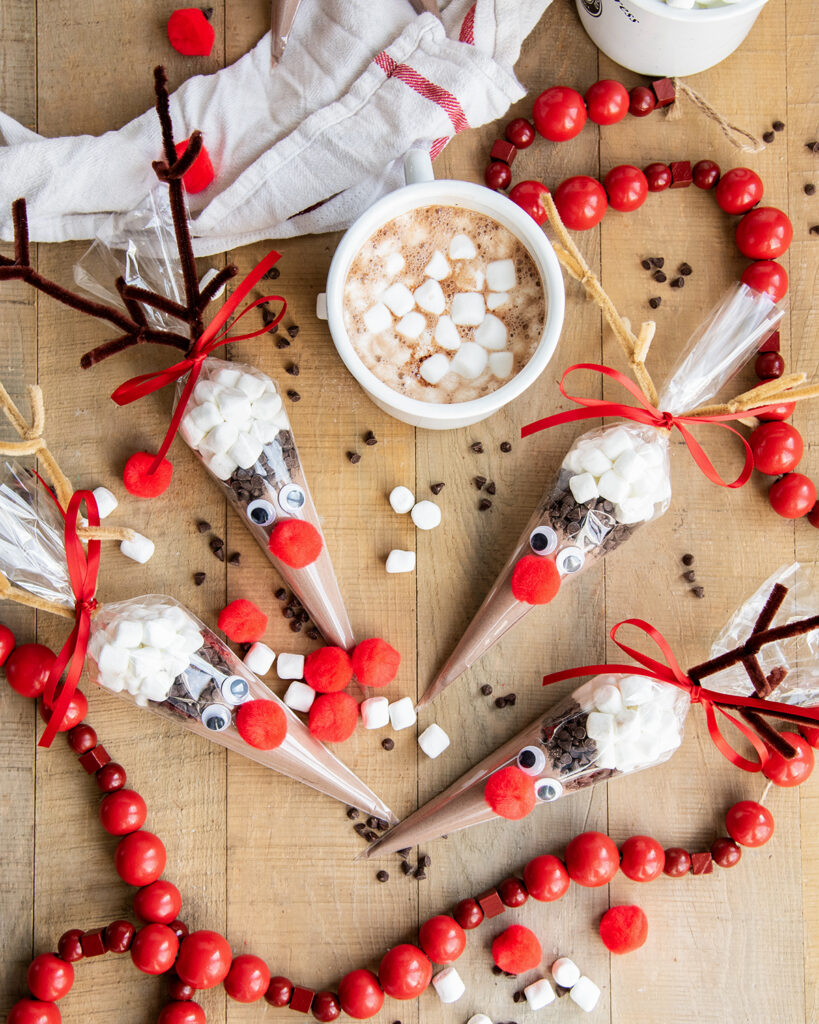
39, 489, 101, 748
542, 618, 819, 772
111, 251, 286, 472
521, 363, 780, 488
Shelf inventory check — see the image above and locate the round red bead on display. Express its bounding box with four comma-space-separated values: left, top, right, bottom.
533, 86, 587, 142
167, 975, 196, 1001
104, 920, 136, 954
379, 944, 432, 1000
99, 789, 147, 836
175, 930, 233, 990
130, 923, 180, 976
505, 117, 535, 148
6, 643, 55, 699
523, 854, 570, 902
769, 473, 817, 519
484, 161, 512, 190
453, 897, 484, 929
134, 880, 183, 925
628, 86, 656, 117
7, 999, 62, 1024
169, 920, 189, 943
57, 930, 84, 964
96, 762, 127, 793
584, 79, 629, 125
757, 400, 796, 422
726, 800, 774, 847
662, 847, 691, 877
338, 969, 384, 1019
741, 260, 788, 302
157, 1003, 206, 1024
564, 831, 620, 886
762, 731, 815, 787
223, 954, 270, 1003
692, 160, 720, 189
711, 837, 742, 867
27, 954, 74, 1002
0, 623, 15, 665
312, 991, 342, 1022
749, 421, 803, 475
509, 180, 550, 225
644, 163, 671, 192
603, 165, 648, 212
553, 176, 607, 230
39, 690, 87, 732
418, 915, 467, 964
115, 830, 166, 886
265, 976, 293, 1007
498, 876, 529, 908
67, 723, 97, 754
619, 835, 665, 882
755, 351, 785, 380
736, 207, 793, 260
715, 167, 763, 214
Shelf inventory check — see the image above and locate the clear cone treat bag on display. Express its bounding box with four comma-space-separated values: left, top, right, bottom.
420, 282, 790, 707
369, 572, 819, 857
0, 460, 392, 820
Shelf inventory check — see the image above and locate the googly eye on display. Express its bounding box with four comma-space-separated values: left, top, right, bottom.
534, 777, 563, 803
529, 526, 558, 556
517, 746, 547, 776
246, 498, 277, 527
556, 545, 585, 575
278, 483, 306, 516
220, 676, 250, 705
201, 704, 232, 731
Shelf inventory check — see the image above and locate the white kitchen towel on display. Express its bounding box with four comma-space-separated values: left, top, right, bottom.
0, 0, 550, 256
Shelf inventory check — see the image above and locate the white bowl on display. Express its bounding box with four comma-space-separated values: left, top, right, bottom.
319, 155, 565, 431
575, 0, 769, 76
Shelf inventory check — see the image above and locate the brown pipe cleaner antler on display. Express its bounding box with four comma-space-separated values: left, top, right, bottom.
0, 67, 239, 370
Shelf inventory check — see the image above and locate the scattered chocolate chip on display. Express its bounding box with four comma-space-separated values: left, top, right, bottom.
805, 184, 816, 196
347, 451, 361, 464
481, 684, 493, 696
400, 860, 413, 875
682, 553, 694, 566
649, 257, 664, 268
275, 335, 291, 349
193, 572, 206, 586
306, 628, 320, 640
275, 587, 287, 600
692, 586, 705, 599
285, 363, 300, 376
640, 259, 652, 270
196, 520, 211, 533
479, 498, 492, 511
492, 966, 503, 976
290, 620, 303, 632
297, 610, 310, 624
556, 985, 570, 998
500, 441, 512, 453
263, 265, 281, 280
364, 431, 378, 446
202, 7, 214, 19
353, 823, 367, 835
286, 389, 301, 401
474, 475, 487, 489
653, 270, 667, 283
670, 277, 685, 288
513, 991, 523, 1003
807, 141, 819, 152
763, 130, 775, 144
648, 297, 662, 309
347, 807, 359, 819
485, 481, 496, 495
210, 537, 225, 559
261, 306, 279, 327
228, 552, 241, 566
397, 847, 411, 857
381, 738, 395, 751
430, 482, 445, 495
418, 854, 430, 868
506, 693, 517, 706
283, 607, 295, 619
367, 816, 379, 829
376, 870, 389, 883
772, 120, 785, 132
810, 225, 819, 235
414, 867, 427, 880
364, 830, 379, 842
470, 441, 484, 453
683, 570, 696, 582
679, 262, 692, 276
287, 325, 300, 338
495, 696, 507, 708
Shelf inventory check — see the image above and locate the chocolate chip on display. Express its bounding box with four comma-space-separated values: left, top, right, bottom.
500, 441, 512, 453
287, 390, 301, 402
650, 257, 664, 268
306, 628, 320, 640
210, 536, 223, 550
364, 830, 379, 842
474, 475, 487, 489
763, 130, 775, 143
285, 363, 300, 376
367, 816, 379, 829
692, 586, 705, 598
649, 297, 662, 309
283, 607, 295, 619
364, 431, 378, 446
347, 807, 359, 819
513, 991, 523, 1003
683, 570, 696, 582
381, 738, 395, 751
773, 120, 785, 132
481, 684, 493, 696
211, 546, 225, 562
376, 870, 389, 882
196, 520, 211, 533
806, 184, 816, 195
492, 966, 503, 976
193, 572, 206, 586
641, 259, 652, 270
430, 482, 445, 495
397, 847, 411, 857
420, 853, 431, 867
275, 588, 287, 600
287, 325, 300, 338
506, 693, 516, 705
347, 451, 361, 464
275, 336, 291, 349
228, 552, 241, 566
807, 141, 819, 152
263, 265, 281, 280
682, 553, 694, 566
413, 867, 427, 880
810, 225, 819, 235
400, 860, 413, 875
495, 696, 507, 708
261, 305, 279, 326
653, 270, 667, 283
470, 441, 484, 453
297, 609, 310, 624
290, 620, 303, 632
670, 277, 685, 288
479, 498, 492, 511
679, 262, 692, 276
353, 822, 367, 834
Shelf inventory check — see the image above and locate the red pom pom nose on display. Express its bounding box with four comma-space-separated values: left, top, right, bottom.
123, 452, 174, 498
491, 924, 542, 973
217, 599, 268, 643
510, 555, 561, 605
304, 647, 354, 693
269, 519, 323, 568
599, 905, 648, 954
175, 139, 215, 194
236, 700, 287, 750
484, 765, 537, 820
167, 8, 216, 56
308, 692, 359, 742
351, 638, 401, 688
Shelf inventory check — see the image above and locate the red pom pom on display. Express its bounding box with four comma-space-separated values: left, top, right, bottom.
304, 647, 354, 693
491, 924, 542, 974
167, 8, 215, 56
123, 452, 173, 498
217, 599, 268, 643
510, 555, 561, 605
351, 638, 401, 688
269, 519, 323, 568
308, 692, 359, 743
236, 700, 287, 750
174, 139, 215, 194
599, 905, 648, 954
484, 765, 536, 820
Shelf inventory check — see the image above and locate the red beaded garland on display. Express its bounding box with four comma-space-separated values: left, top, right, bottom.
167, 975, 196, 1001
175, 930, 233, 989
564, 831, 620, 887
484, 160, 512, 191
338, 969, 384, 1019
603, 165, 648, 212
7, 1000, 62, 1024
662, 848, 691, 877
628, 86, 656, 117
379, 944, 432, 1000
38, 690, 87, 732
498, 876, 529, 908
741, 261, 789, 303
644, 162, 672, 192
0, 622, 15, 664
619, 835, 666, 882
96, 761, 127, 793
99, 789, 147, 836
749, 421, 803, 475
553, 175, 607, 230
523, 854, 570, 902
134, 880, 183, 925
533, 86, 587, 141
157, 1003, 206, 1024
56, 930, 84, 964
505, 117, 535, 148
736, 207, 793, 260
725, 801, 774, 847
67, 723, 97, 754
769, 473, 817, 520
715, 167, 763, 213
130, 923, 180, 975
27, 954, 74, 1002
5, 643, 55, 698
264, 976, 294, 1007
584, 79, 630, 125
453, 897, 484, 929
224, 954, 271, 1003
418, 915, 467, 964
711, 838, 742, 868
115, 830, 167, 886
762, 732, 815, 787
312, 991, 342, 1022
692, 159, 720, 190
104, 920, 135, 954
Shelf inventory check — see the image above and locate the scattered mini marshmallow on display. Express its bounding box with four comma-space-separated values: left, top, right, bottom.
283, 680, 316, 713
486, 292, 509, 310
418, 722, 450, 759
316, 292, 328, 319
489, 351, 514, 379
451, 292, 485, 326
419, 353, 450, 386
386, 549, 416, 574
448, 233, 476, 260
361, 696, 390, 730
486, 259, 516, 292
466, 1016, 493, 1024
450, 342, 488, 380
388, 696, 417, 730
411, 500, 441, 531
551, 957, 581, 988
425, 250, 451, 280
569, 472, 598, 505
396, 311, 426, 339
385, 252, 405, 276
276, 652, 305, 680
414, 279, 446, 315
474, 313, 507, 351
432, 967, 465, 1004
382, 282, 415, 316
364, 303, 392, 334
524, 977, 556, 1011
434, 315, 461, 351
244, 642, 275, 676
120, 532, 155, 564
389, 485, 415, 514
570, 976, 601, 1013
91, 486, 118, 520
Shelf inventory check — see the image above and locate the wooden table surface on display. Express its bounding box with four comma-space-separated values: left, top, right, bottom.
1, 1, 817, 1022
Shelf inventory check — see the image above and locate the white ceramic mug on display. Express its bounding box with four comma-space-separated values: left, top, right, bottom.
317, 152, 565, 430
575, 0, 769, 77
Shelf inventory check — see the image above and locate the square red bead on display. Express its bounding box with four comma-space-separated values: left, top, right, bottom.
490, 140, 517, 166
476, 888, 505, 918
670, 161, 693, 189
760, 330, 781, 353
651, 78, 676, 108
80, 927, 107, 957
691, 852, 714, 875
79, 745, 111, 774
289, 986, 315, 1013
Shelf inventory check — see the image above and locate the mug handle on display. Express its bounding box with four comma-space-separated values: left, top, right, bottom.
404, 149, 434, 185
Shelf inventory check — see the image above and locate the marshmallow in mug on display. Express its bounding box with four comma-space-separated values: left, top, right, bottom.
562, 423, 671, 525
88, 602, 203, 706
179, 365, 291, 481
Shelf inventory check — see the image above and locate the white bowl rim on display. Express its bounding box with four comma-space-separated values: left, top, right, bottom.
610, 0, 768, 22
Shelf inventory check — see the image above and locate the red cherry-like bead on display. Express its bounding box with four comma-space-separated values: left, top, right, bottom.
167, 975, 196, 1001
741, 260, 788, 302
553, 176, 607, 230
265, 976, 293, 1007
115, 830, 166, 886
736, 207, 793, 260
509, 180, 550, 225
6, 643, 55, 698
726, 800, 774, 847
67, 723, 97, 754
130, 923, 179, 975
57, 930, 84, 964
338, 969, 384, 1019
711, 837, 742, 867
99, 789, 147, 836
523, 854, 570, 901
39, 691, 87, 732
175, 930, 233, 990
157, 1002, 206, 1024
379, 944, 433, 1000
134, 880, 183, 925
484, 161, 512, 190
533, 86, 587, 141
769, 473, 817, 519
104, 920, 136, 954
498, 876, 529, 908
749, 421, 803, 475
223, 954, 270, 1003
619, 835, 665, 882
7, 999, 62, 1024
453, 897, 484, 929
584, 79, 629, 125
312, 991, 342, 1022
27, 954, 74, 1002
505, 117, 535, 148
603, 165, 648, 212
809, 503, 819, 529
564, 831, 620, 886
662, 848, 691, 877
0, 623, 16, 665
762, 731, 815, 787
418, 915, 467, 964
692, 159, 720, 189
715, 167, 763, 213
644, 162, 671, 192
755, 351, 785, 381
169, 920, 189, 943
96, 762, 127, 793
628, 86, 656, 117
